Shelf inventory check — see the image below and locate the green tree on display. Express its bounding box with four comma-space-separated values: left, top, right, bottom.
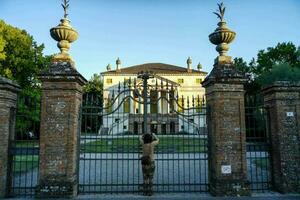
0, 20, 50, 89
233, 42, 300, 107
82, 74, 103, 134
234, 42, 300, 91
258, 63, 300, 86
83, 73, 103, 95
0, 20, 50, 138
233, 57, 251, 74
253, 42, 300, 75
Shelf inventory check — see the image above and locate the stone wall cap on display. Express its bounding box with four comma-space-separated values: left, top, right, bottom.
0, 76, 21, 92
202, 67, 248, 87
39, 61, 87, 86
262, 81, 300, 94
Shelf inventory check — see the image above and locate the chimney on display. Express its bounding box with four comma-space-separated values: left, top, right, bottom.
187, 57, 192, 72
116, 57, 121, 72
106, 63, 111, 71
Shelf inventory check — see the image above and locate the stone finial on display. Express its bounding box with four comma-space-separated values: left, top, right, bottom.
106, 63, 112, 71
197, 62, 202, 70
50, 0, 78, 63
62, 0, 69, 18
187, 57, 192, 72
209, 3, 236, 63
116, 57, 121, 72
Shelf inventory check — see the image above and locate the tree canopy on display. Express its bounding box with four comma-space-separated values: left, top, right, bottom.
0, 20, 50, 90
0, 20, 51, 138
84, 73, 103, 95
257, 63, 300, 86
233, 42, 300, 94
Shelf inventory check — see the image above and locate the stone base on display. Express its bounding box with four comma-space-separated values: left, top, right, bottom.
35, 180, 77, 198
210, 178, 251, 196
214, 55, 232, 65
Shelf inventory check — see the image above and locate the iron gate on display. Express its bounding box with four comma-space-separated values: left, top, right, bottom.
8, 95, 40, 197
245, 95, 273, 192
79, 72, 208, 193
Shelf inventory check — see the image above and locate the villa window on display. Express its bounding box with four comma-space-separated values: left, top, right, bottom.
124, 98, 130, 113
196, 78, 202, 84
106, 78, 112, 84
177, 78, 184, 84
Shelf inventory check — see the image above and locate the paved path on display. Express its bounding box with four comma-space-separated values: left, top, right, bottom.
12, 152, 270, 194
79, 153, 208, 193
8, 193, 300, 200
75, 193, 300, 200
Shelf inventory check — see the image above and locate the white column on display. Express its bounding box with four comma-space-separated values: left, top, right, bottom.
157, 91, 162, 114
166, 92, 170, 114
117, 97, 120, 112
112, 93, 117, 111
147, 96, 151, 114
139, 95, 143, 114
130, 90, 134, 113
174, 90, 178, 112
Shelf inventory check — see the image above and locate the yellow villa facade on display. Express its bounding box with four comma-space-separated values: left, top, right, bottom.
100, 58, 208, 135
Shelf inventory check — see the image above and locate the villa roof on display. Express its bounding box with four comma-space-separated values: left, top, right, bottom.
101, 63, 207, 75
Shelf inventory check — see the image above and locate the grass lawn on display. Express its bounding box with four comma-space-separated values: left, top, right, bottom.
253, 158, 269, 169
14, 140, 39, 148
13, 155, 39, 173
81, 136, 207, 153
11, 140, 39, 173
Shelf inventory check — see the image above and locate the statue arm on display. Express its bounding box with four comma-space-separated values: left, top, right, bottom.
152, 133, 159, 145
139, 135, 144, 144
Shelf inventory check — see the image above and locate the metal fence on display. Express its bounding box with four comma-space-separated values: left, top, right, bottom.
79, 74, 208, 194
8, 95, 40, 197
245, 95, 272, 192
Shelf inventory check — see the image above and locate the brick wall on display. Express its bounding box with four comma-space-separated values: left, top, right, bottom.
0, 77, 20, 198
262, 81, 300, 193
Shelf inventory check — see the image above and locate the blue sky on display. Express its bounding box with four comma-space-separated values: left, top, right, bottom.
1, 0, 300, 79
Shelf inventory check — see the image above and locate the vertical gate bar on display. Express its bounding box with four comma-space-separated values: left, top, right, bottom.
176, 95, 180, 192
143, 76, 148, 135
170, 93, 174, 192
192, 96, 196, 191
187, 96, 191, 191
94, 95, 97, 192
197, 98, 200, 191
121, 92, 123, 192
105, 95, 107, 192
266, 107, 272, 191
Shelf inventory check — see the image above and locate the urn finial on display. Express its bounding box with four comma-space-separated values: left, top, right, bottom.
197, 62, 202, 70
50, 0, 78, 63
209, 3, 236, 63
187, 57, 192, 72
106, 63, 112, 71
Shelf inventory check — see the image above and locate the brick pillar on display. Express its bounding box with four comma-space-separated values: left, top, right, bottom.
0, 77, 20, 198
262, 81, 300, 193
35, 61, 86, 198
202, 56, 250, 196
